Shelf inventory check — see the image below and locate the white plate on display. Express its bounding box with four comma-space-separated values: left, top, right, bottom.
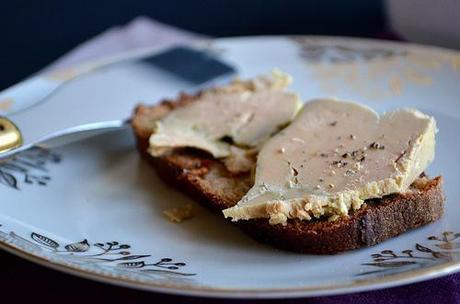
0, 36, 460, 299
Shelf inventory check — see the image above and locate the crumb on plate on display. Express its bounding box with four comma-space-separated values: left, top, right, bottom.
163, 204, 194, 223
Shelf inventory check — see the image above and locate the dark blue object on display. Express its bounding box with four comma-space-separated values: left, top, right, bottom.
141, 46, 235, 85
0, 0, 385, 90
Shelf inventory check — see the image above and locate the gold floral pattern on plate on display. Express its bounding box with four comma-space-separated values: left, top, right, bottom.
359, 231, 460, 277
291, 37, 460, 101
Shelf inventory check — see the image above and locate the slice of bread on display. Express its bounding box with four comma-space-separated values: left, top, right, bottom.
131, 95, 445, 254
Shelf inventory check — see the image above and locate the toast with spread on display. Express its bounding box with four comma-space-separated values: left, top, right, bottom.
131, 71, 445, 254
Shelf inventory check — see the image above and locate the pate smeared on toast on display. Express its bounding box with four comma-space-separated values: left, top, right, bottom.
149, 70, 301, 164
223, 99, 437, 225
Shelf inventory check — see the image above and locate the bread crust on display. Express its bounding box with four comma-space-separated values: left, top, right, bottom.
132, 98, 445, 254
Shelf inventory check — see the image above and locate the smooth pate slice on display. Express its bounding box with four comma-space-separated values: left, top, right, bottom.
223, 99, 437, 225
149, 70, 301, 161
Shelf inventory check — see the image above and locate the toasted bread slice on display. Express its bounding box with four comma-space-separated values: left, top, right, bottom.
131, 95, 445, 254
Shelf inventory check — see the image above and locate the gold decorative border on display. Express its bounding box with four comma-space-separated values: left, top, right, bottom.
1, 231, 459, 298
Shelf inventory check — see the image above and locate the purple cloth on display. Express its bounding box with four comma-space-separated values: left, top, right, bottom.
8, 16, 458, 303
316, 275, 460, 303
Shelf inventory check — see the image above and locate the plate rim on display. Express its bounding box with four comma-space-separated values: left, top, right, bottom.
1, 34, 459, 298
2, 238, 459, 299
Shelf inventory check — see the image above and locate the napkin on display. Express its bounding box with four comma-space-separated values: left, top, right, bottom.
45, 16, 204, 72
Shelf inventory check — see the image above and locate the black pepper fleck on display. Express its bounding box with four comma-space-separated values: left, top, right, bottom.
395, 150, 406, 163
292, 167, 299, 176
370, 142, 385, 149
332, 160, 348, 167
345, 169, 354, 176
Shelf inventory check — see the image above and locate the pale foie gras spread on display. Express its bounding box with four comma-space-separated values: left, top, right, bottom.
149, 70, 301, 159
223, 99, 437, 225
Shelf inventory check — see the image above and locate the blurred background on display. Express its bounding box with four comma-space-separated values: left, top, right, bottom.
1, 0, 459, 90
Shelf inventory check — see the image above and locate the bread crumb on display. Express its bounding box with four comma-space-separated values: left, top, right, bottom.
411, 177, 429, 190
269, 213, 288, 225
163, 204, 194, 223
222, 146, 257, 174
328, 214, 340, 222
